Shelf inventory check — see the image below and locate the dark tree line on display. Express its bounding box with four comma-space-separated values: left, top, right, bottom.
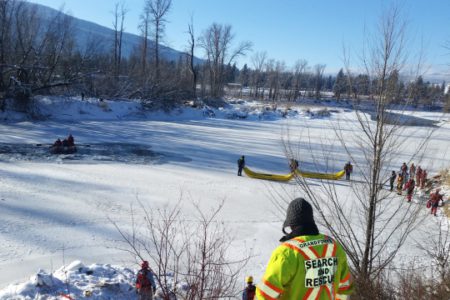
0, 0, 251, 112
0, 0, 75, 110
0, 0, 447, 113
227, 61, 448, 108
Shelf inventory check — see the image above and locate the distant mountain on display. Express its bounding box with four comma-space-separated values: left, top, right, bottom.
27, 1, 200, 63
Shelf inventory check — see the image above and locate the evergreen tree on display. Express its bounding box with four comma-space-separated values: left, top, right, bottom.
355, 74, 370, 97
333, 68, 346, 100
239, 64, 250, 87
386, 69, 400, 103
325, 75, 334, 91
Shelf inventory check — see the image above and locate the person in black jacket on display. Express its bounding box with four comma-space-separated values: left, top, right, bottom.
344, 161, 353, 180
237, 155, 245, 176
242, 276, 256, 300
389, 171, 397, 191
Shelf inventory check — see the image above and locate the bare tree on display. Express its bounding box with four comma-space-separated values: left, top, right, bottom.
264, 59, 274, 101
0, 0, 13, 92
0, 1, 78, 109
112, 2, 127, 77
313, 64, 326, 99
265, 60, 285, 102
282, 5, 434, 297
187, 16, 197, 98
251, 51, 267, 99
145, 0, 172, 84
198, 23, 252, 98
111, 200, 185, 299
111, 199, 250, 300
416, 218, 450, 285
292, 59, 308, 100
139, 2, 151, 82
182, 202, 250, 300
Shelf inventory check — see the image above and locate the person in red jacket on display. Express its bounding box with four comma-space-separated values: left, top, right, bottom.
429, 189, 443, 216
420, 170, 427, 189
136, 261, 156, 300
415, 166, 422, 186
409, 163, 416, 179
403, 178, 415, 202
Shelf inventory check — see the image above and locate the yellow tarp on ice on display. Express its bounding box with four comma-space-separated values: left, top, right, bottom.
295, 169, 346, 180
243, 166, 345, 181
243, 167, 294, 182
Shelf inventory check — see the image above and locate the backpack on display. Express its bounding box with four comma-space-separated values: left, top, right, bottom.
136, 270, 151, 289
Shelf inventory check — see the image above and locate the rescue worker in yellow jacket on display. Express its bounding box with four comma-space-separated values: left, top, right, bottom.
256, 198, 354, 300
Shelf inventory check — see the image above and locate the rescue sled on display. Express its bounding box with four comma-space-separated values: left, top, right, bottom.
295, 169, 345, 180
243, 166, 294, 182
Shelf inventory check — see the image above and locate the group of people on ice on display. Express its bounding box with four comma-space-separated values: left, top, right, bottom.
50, 134, 76, 154
390, 162, 428, 196
389, 162, 445, 216
392, 163, 429, 193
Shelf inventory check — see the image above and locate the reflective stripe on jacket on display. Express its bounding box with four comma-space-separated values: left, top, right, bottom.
256, 234, 353, 300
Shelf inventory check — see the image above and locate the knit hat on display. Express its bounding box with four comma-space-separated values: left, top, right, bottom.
283, 198, 315, 230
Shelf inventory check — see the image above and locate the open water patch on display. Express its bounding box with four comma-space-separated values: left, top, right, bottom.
365, 110, 438, 127
0, 143, 191, 164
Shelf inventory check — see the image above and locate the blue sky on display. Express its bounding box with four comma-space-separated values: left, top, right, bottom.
31, 0, 450, 80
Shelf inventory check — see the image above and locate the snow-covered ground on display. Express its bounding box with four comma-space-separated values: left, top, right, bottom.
0, 96, 449, 299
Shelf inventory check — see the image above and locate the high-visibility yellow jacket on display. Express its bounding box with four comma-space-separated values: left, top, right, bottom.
256, 234, 353, 300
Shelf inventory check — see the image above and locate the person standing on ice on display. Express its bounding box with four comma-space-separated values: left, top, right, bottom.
400, 162, 408, 183
53, 138, 62, 148
420, 170, 428, 189
67, 133, 75, 147
409, 163, 416, 180
396, 173, 404, 195
289, 159, 299, 172
237, 155, 245, 176
415, 166, 422, 186
403, 178, 415, 202
429, 189, 443, 217
242, 276, 256, 300
136, 261, 156, 300
389, 171, 397, 191
256, 198, 353, 299
344, 161, 353, 180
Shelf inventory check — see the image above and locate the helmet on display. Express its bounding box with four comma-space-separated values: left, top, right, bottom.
245, 276, 253, 283
141, 260, 149, 268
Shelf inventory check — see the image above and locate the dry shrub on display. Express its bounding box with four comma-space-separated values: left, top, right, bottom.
352, 265, 450, 300
111, 200, 251, 299
396, 267, 430, 300
438, 169, 450, 218
352, 274, 396, 300
396, 267, 450, 300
